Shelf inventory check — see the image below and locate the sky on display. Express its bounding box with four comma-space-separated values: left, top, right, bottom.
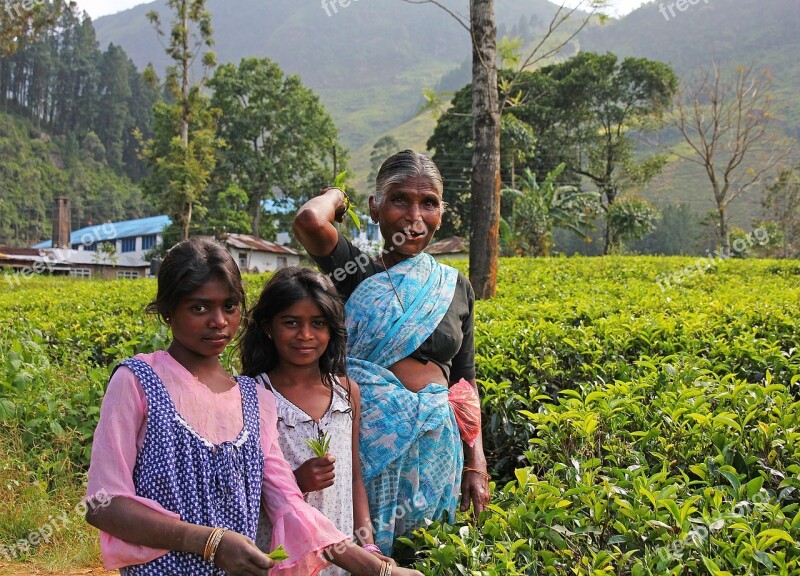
77, 0, 650, 20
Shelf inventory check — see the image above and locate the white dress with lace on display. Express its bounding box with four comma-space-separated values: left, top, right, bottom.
255, 374, 354, 576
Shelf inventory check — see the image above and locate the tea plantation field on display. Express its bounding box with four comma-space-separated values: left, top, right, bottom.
1, 256, 799, 575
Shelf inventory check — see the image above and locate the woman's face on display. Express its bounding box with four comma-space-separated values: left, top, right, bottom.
369, 175, 443, 259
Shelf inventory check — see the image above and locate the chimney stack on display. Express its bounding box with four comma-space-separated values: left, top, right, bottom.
52, 197, 71, 249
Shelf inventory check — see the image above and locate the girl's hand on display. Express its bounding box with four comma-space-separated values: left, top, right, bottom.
213, 530, 275, 575
392, 568, 424, 576
294, 455, 336, 493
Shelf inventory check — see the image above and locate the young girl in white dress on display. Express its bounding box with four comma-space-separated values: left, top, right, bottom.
240, 267, 386, 575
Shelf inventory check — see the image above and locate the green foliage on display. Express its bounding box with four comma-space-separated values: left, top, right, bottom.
2, 260, 799, 572
304, 428, 333, 458
140, 96, 221, 241
501, 164, 600, 256
0, 113, 150, 247
368, 135, 400, 186
606, 196, 661, 251
143, 0, 218, 242
762, 166, 800, 258
208, 57, 342, 238
428, 53, 678, 251
266, 544, 289, 562
402, 257, 800, 574
332, 171, 361, 230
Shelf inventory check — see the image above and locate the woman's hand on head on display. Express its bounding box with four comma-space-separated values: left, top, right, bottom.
213, 530, 274, 576
318, 186, 348, 223
460, 467, 491, 517
294, 455, 336, 493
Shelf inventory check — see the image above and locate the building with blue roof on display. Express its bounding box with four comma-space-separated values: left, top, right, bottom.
33, 215, 171, 258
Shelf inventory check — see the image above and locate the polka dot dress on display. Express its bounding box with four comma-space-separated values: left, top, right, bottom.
119, 358, 263, 576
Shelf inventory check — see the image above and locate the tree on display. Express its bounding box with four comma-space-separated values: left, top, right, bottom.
501, 163, 600, 256
96, 44, 132, 172
605, 197, 660, 251
429, 53, 677, 254
0, 0, 61, 57
208, 57, 341, 238
406, 0, 607, 298
541, 52, 677, 253
672, 61, 792, 255
368, 135, 399, 187
469, 0, 501, 298
143, 0, 218, 241
762, 166, 800, 258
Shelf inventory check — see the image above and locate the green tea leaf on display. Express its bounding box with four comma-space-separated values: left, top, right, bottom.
346, 207, 361, 230
267, 545, 290, 562
333, 170, 347, 190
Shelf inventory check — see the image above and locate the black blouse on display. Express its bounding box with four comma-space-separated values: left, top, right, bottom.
311, 234, 476, 383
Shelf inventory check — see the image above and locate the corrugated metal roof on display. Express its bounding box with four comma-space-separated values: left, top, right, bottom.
426, 236, 467, 255
223, 234, 299, 255
32, 215, 172, 248
0, 248, 149, 268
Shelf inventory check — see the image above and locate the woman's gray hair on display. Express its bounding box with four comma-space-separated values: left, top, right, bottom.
374, 149, 444, 207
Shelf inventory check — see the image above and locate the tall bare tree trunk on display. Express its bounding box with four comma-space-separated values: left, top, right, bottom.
717, 204, 730, 256
180, 0, 191, 240
469, 0, 500, 299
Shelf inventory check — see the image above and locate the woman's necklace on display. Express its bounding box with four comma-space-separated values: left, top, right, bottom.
379, 253, 405, 312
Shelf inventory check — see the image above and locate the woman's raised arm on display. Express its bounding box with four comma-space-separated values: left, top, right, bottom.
293, 187, 348, 257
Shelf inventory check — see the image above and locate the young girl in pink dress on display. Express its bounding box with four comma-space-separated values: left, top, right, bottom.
85, 237, 419, 576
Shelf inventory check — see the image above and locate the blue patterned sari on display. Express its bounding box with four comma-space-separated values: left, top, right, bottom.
345, 252, 464, 553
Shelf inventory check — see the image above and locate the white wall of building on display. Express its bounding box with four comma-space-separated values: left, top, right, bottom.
229, 248, 300, 273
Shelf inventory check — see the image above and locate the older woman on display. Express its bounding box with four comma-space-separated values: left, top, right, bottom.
293, 150, 490, 554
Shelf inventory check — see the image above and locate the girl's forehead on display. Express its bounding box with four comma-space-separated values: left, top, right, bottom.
277, 297, 325, 316
184, 276, 238, 300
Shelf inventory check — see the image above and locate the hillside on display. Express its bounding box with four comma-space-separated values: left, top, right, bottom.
89, 0, 799, 241
0, 112, 150, 247
93, 0, 561, 152
581, 0, 800, 134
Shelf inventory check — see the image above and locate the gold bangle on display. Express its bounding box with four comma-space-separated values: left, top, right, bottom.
205, 527, 227, 564
340, 188, 351, 212
463, 466, 491, 481
379, 560, 391, 576
203, 527, 221, 561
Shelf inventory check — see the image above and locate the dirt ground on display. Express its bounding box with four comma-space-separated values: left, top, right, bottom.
0, 564, 116, 575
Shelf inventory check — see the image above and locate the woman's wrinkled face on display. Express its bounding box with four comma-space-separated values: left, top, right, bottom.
369, 176, 443, 259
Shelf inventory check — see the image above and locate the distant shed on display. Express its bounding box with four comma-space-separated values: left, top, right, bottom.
221, 234, 301, 273
425, 236, 468, 261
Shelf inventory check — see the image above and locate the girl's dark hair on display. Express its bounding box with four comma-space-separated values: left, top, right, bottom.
239, 267, 348, 400
145, 237, 246, 321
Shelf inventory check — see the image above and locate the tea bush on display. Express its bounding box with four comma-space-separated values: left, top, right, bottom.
1, 258, 799, 574
402, 257, 800, 575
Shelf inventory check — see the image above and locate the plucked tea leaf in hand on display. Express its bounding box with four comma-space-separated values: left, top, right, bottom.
267, 545, 290, 562
305, 428, 332, 458
332, 170, 361, 230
